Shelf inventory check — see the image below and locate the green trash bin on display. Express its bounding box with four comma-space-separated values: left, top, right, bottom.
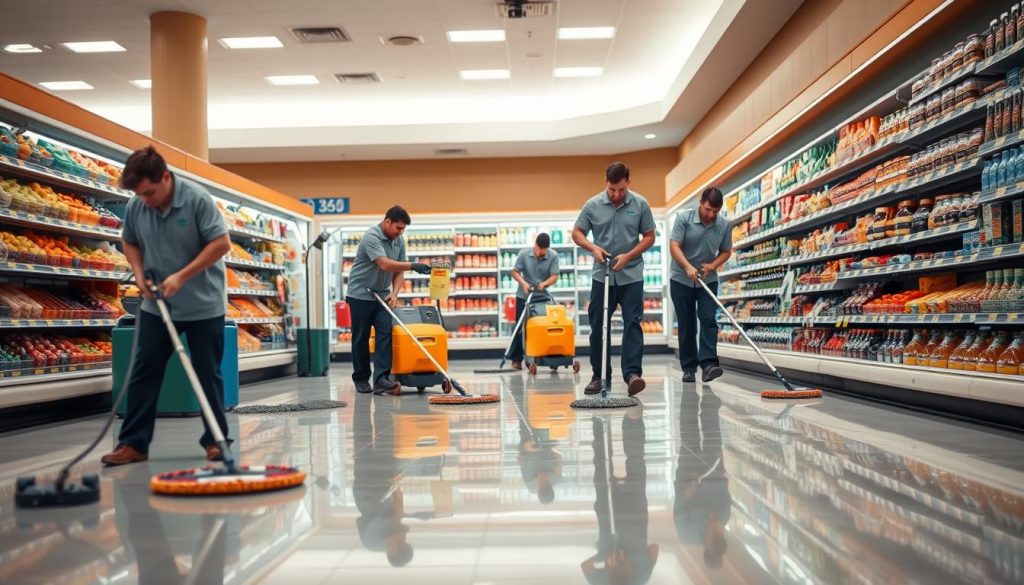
112, 315, 240, 417
297, 328, 330, 377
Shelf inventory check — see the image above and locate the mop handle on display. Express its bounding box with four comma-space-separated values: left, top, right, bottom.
696, 277, 782, 377
502, 290, 535, 360
601, 257, 612, 394
151, 292, 236, 467
369, 289, 453, 385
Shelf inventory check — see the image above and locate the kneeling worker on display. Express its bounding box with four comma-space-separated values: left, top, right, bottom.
508, 232, 560, 370
669, 187, 732, 383
347, 205, 431, 395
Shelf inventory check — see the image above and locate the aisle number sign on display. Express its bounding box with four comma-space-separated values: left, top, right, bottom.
301, 197, 350, 215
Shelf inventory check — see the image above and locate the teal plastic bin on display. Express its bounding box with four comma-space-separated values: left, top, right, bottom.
113, 315, 239, 417
297, 328, 330, 377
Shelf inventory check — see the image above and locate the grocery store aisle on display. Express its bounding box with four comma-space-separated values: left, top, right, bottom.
0, 356, 1022, 584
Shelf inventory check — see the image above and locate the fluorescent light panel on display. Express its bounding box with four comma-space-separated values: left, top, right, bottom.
644, 133, 657, 139
40, 81, 93, 91
447, 30, 506, 43
557, 27, 615, 40
130, 79, 152, 89
460, 69, 510, 80
554, 66, 603, 78
4, 44, 42, 54
218, 36, 283, 49
266, 75, 320, 86
63, 41, 126, 53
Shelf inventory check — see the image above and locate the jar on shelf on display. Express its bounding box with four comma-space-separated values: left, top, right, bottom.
944, 193, 966, 225
941, 86, 957, 116
964, 34, 985, 67
960, 191, 981, 222
987, 20, 999, 58
929, 194, 952, 229
912, 198, 934, 233
949, 42, 965, 75
926, 93, 943, 122
893, 200, 917, 237
868, 206, 894, 241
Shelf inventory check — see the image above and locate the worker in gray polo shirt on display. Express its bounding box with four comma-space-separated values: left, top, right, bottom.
101, 146, 233, 466
346, 206, 431, 395
508, 232, 560, 369
669, 187, 733, 384
573, 162, 656, 396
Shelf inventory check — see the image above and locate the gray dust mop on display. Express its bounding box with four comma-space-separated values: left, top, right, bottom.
233, 399, 348, 414
571, 258, 640, 409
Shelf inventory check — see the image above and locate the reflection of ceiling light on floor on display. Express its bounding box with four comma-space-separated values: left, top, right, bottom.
644, 133, 657, 139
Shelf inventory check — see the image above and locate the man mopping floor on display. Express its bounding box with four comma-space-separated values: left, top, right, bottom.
668, 187, 733, 384
508, 232, 560, 370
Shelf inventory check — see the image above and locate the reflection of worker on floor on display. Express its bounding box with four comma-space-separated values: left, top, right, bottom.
582, 416, 659, 585
353, 395, 414, 567
674, 387, 731, 569
509, 376, 563, 504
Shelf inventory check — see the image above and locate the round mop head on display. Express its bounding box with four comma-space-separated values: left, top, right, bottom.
150, 464, 305, 496
760, 389, 823, 399
428, 393, 500, 405
233, 399, 347, 414
570, 396, 641, 409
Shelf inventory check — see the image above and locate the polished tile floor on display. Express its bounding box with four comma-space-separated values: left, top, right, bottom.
1, 355, 1023, 584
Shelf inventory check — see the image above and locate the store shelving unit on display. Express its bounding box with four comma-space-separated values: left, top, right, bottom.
0, 89, 311, 409
665, 22, 1024, 407
318, 215, 670, 352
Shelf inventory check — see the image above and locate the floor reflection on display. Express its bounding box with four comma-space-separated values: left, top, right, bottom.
0, 358, 1022, 584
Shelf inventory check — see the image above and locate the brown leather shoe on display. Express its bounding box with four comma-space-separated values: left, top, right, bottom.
626, 374, 646, 396
584, 377, 603, 395
373, 376, 401, 396
206, 444, 224, 462
511, 361, 523, 371
100, 444, 148, 467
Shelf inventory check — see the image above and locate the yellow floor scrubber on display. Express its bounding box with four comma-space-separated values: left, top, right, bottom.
524, 296, 581, 376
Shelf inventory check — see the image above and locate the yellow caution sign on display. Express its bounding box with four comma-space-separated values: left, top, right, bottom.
429, 261, 452, 301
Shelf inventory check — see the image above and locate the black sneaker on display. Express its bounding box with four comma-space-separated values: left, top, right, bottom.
373, 377, 401, 395
584, 377, 603, 395
701, 365, 724, 383
626, 374, 646, 396
682, 371, 696, 383
355, 381, 373, 394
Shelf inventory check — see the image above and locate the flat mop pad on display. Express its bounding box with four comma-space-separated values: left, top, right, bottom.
151, 465, 306, 496
569, 395, 641, 409
760, 388, 823, 399
429, 393, 500, 405
233, 399, 348, 414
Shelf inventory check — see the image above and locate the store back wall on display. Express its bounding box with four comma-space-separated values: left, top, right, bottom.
223, 147, 677, 215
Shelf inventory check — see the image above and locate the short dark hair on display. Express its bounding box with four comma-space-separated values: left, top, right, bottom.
384, 205, 411, 225
535, 233, 550, 249
120, 146, 168, 190
701, 187, 724, 208
605, 162, 630, 183
387, 543, 414, 567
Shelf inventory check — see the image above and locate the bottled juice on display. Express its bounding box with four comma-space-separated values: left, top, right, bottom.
947, 333, 978, 370
920, 331, 945, 365
977, 332, 1011, 373
996, 333, 1024, 375
929, 331, 964, 369
903, 329, 928, 366
963, 332, 994, 372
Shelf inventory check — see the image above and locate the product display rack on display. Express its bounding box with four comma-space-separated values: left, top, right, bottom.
668, 8, 1024, 407
317, 215, 670, 353
0, 94, 311, 409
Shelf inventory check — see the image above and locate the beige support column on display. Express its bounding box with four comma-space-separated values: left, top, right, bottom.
150, 11, 208, 159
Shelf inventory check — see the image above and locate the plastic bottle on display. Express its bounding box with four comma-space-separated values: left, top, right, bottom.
982, 271, 1004, 312
977, 332, 1012, 373
963, 332, 994, 372
930, 330, 963, 369
996, 332, 1024, 375
996, 152, 1008, 187
983, 159, 993, 191
947, 332, 978, 370
1008, 149, 1019, 186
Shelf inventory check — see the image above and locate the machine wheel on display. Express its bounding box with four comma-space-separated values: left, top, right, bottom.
550, 366, 558, 371
442, 380, 453, 394
572, 361, 581, 373
416, 386, 425, 392
82, 474, 99, 489
528, 363, 538, 376
16, 477, 34, 491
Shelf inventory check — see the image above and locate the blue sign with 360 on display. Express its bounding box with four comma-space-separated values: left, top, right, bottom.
301, 197, 350, 215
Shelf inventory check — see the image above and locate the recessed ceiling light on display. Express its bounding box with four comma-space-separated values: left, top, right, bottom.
554, 67, 604, 78
644, 133, 657, 139
557, 27, 616, 40
266, 75, 320, 86
130, 79, 152, 89
3, 44, 42, 54
63, 41, 126, 53
39, 81, 93, 91
460, 69, 510, 80
447, 30, 506, 43
218, 36, 283, 49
